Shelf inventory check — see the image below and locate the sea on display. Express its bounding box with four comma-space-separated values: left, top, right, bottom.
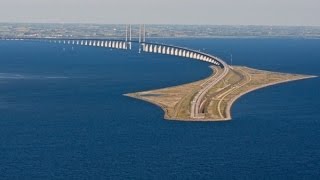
0, 38, 319, 179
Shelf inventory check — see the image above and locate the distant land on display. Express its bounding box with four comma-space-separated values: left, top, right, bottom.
1, 23, 320, 39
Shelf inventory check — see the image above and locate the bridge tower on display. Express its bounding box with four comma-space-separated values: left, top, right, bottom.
139, 24, 142, 53
139, 24, 146, 53
129, 25, 132, 49
125, 24, 132, 50
143, 24, 146, 43
125, 25, 128, 44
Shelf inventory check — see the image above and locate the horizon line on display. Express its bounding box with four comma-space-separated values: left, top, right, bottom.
0, 22, 319, 28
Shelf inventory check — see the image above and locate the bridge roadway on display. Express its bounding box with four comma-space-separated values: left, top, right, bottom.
2, 37, 229, 119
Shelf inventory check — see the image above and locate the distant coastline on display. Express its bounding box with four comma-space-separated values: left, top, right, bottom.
1, 23, 320, 40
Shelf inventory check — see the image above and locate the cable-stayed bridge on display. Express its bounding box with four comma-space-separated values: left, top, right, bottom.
2, 25, 227, 68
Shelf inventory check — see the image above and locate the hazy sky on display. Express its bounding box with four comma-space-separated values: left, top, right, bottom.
0, 0, 319, 26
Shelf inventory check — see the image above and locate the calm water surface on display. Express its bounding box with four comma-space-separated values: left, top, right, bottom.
0, 38, 319, 179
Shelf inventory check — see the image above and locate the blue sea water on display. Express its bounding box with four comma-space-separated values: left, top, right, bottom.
0, 38, 319, 179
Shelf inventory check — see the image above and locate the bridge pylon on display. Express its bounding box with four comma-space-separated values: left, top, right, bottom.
125, 24, 132, 50
139, 24, 146, 53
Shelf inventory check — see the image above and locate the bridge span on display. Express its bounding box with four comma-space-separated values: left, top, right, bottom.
2, 37, 226, 68
50, 38, 133, 50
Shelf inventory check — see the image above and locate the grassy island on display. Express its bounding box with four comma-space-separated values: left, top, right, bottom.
125, 66, 316, 121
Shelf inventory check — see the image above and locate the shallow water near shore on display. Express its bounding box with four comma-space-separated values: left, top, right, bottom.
0, 38, 319, 179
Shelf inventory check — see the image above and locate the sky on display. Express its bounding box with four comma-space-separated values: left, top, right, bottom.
0, 0, 319, 26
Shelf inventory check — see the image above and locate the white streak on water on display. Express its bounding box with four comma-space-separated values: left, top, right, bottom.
0, 73, 69, 80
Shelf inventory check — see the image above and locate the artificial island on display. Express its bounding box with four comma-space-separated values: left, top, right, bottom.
125, 66, 316, 121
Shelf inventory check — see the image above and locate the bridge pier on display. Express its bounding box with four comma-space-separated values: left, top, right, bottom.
173, 49, 177, 56
158, 46, 162, 53
166, 48, 170, 55
149, 45, 153, 53
153, 45, 157, 53
144, 44, 148, 52
162, 47, 166, 54
178, 50, 182, 56
170, 48, 173, 55
182, 50, 186, 57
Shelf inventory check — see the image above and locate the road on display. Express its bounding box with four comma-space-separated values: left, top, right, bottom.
216, 67, 251, 118
191, 58, 229, 119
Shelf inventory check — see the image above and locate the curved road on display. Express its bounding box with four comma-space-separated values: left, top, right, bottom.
191, 57, 229, 119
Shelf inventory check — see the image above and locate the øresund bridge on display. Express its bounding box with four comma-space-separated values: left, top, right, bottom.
1, 24, 230, 120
